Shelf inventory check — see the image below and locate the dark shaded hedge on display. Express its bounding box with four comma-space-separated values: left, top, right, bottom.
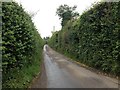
2, 2, 43, 87
49, 2, 120, 76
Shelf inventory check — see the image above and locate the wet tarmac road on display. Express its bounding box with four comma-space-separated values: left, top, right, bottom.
43, 45, 118, 88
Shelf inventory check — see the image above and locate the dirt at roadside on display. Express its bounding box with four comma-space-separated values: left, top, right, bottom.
28, 52, 47, 88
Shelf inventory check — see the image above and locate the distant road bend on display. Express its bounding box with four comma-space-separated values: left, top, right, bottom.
31, 45, 118, 88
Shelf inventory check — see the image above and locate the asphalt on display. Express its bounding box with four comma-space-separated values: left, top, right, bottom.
30, 45, 119, 88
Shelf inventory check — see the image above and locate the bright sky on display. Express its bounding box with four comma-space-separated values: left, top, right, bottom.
15, 0, 101, 38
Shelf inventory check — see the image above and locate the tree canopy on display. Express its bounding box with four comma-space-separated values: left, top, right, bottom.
56, 4, 79, 27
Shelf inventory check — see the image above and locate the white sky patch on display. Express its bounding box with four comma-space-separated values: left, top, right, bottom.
15, 0, 101, 38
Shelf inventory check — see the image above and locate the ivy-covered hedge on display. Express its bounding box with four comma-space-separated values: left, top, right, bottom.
2, 2, 43, 88
49, 2, 120, 76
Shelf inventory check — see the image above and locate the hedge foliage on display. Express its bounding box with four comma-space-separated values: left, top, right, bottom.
2, 2, 43, 87
49, 2, 120, 76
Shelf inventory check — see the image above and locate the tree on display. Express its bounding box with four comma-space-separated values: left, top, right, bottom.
56, 4, 79, 27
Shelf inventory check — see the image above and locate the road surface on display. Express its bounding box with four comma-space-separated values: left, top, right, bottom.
31, 45, 119, 88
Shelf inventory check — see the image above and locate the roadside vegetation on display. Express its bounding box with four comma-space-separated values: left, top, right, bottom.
2, 2, 44, 88
48, 2, 120, 76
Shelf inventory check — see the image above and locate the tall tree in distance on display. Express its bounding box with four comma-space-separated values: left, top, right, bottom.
56, 4, 79, 27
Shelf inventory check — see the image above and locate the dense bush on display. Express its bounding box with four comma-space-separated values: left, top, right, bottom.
49, 2, 120, 76
2, 2, 43, 88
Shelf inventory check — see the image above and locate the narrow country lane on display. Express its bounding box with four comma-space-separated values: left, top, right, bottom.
31, 45, 118, 88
